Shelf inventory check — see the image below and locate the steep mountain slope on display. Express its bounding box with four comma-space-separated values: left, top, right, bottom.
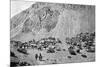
10, 2, 62, 40
10, 2, 95, 44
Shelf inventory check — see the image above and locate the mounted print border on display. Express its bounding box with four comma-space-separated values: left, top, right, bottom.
10, 0, 95, 67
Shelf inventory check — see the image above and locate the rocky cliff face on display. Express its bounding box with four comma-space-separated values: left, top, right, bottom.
10, 2, 62, 40
10, 2, 95, 43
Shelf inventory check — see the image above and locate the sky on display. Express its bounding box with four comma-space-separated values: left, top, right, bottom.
11, 0, 34, 18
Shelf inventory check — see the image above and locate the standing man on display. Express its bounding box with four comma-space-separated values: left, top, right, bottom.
35, 54, 38, 60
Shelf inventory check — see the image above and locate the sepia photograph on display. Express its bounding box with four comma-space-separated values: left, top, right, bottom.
10, 0, 95, 67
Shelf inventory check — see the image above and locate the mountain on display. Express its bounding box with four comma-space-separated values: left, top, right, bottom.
10, 2, 95, 42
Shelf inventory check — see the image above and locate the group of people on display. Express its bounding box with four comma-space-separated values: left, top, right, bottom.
35, 53, 43, 61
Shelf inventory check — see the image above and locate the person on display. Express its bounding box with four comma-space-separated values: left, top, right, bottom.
35, 54, 38, 60
39, 53, 42, 61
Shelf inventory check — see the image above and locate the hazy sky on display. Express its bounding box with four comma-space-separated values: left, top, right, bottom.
11, 0, 34, 18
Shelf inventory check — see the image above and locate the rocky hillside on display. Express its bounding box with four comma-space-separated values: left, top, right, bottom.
10, 2, 95, 42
